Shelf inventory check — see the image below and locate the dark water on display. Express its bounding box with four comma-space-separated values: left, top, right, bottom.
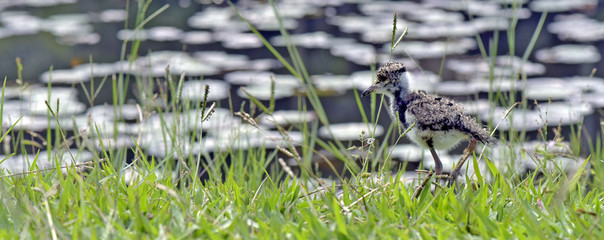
1, 1, 601, 81
1, 0, 603, 176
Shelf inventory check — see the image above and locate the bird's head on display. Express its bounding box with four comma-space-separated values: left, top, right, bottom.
361, 62, 410, 97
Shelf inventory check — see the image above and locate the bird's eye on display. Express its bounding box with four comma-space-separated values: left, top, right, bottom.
378, 75, 387, 82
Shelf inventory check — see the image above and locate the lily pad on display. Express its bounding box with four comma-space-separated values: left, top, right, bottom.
28, 98, 86, 116
388, 144, 427, 162
525, 78, 580, 101
481, 108, 542, 131
181, 79, 230, 102
459, 100, 491, 115
548, 14, 604, 42
529, 0, 598, 12
565, 76, 604, 93
330, 42, 376, 65
237, 83, 296, 100
40, 68, 90, 84
319, 123, 384, 140
181, 31, 213, 45
436, 81, 477, 96
535, 44, 601, 64
259, 110, 317, 127
271, 32, 335, 49
87, 104, 141, 122
216, 32, 264, 49
388, 39, 476, 59
224, 71, 274, 85
0, 149, 93, 175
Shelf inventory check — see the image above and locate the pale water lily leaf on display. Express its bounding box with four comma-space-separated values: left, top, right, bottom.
319, 123, 384, 140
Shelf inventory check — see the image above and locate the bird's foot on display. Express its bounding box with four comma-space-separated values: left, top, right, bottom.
449, 168, 461, 180
447, 169, 461, 186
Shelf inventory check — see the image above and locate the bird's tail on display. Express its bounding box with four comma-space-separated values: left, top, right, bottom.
472, 129, 498, 146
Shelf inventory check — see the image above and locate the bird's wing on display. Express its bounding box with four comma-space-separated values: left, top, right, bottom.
404, 92, 464, 131
403, 91, 496, 144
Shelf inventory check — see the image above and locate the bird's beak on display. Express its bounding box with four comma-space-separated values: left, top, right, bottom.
361, 85, 377, 97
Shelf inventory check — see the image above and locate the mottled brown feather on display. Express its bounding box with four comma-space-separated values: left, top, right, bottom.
402, 91, 496, 145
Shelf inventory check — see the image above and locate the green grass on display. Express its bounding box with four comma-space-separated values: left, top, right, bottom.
0, 0, 602, 239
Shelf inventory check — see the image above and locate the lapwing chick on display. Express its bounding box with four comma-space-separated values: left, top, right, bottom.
361, 62, 496, 175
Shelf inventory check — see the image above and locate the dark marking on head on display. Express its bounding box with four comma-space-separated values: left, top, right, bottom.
376, 62, 407, 84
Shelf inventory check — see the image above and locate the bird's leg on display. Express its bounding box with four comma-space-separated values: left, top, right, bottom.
448, 139, 478, 185
428, 147, 443, 176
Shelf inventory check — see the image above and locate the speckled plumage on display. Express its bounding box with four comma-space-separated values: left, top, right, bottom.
362, 62, 496, 175
401, 91, 495, 145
